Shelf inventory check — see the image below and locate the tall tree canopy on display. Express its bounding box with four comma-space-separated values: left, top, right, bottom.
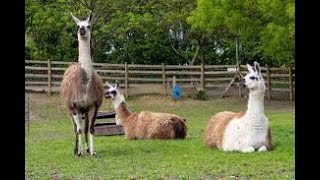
187, 0, 295, 66
25, 0, 294, 66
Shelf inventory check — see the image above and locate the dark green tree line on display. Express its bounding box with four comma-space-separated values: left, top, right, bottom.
25, 0, 294, 66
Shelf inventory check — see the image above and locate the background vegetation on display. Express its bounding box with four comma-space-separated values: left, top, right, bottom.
25, 0, 294, 67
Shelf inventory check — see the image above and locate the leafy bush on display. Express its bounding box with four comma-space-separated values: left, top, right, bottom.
194, 90, 207, 100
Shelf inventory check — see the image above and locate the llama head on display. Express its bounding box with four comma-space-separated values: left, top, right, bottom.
241, 61, 266, 92
104, 81, 120, 99
71, 11, 93, 39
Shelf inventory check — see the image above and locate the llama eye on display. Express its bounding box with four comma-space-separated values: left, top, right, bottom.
250, 76, 256, 80
87, 25, 91, 29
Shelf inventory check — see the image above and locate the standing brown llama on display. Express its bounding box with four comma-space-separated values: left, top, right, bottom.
60, 11, 104, 156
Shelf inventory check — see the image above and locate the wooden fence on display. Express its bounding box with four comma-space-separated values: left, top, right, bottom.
25, 60, 295, 100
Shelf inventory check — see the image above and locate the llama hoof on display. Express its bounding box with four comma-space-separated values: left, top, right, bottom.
86, 148, 96, 155
242, 147, 255, 153
74, 149, 82, 156
258, 146, 267, 152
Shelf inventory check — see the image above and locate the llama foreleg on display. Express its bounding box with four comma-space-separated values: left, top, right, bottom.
258, 146, 267, 152
73, 123, 78, 155
72, 113, 83, 156
84, 113, 90, 154
241, 146, 255, 153
88, 107, 98, 155
89, 130, 95, 155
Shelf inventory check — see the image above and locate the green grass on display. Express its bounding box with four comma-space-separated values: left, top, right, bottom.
25, 93, 295, 180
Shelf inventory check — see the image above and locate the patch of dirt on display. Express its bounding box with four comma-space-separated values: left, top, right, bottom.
26, 92, 62, 105
25, 96, 36, 121
125, 83, 294, 101
25, 93, 64, 121
25, 89, 294, 122
27, 109, 38, 121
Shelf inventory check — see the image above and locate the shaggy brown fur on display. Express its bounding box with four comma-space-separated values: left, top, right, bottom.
115, 103, 187, 139
61, 11, 103, 156
60, 63, 104, 110
204, 111, 245, 148
60, 62, 103, 155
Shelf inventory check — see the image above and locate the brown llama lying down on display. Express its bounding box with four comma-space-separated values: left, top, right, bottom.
204, 62, 272, 153
105, 82, 187, 139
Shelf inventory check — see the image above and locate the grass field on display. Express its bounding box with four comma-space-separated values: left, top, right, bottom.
25, 93, 295, 180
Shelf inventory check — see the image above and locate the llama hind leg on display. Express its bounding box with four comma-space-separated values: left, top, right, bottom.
72, 113, 83, 156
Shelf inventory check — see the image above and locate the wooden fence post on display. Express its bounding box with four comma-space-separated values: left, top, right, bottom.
200, 63, 205, 91
162, 63, 167, 96
125, 62, 129, 98
237, 64, 242, 98
288, 65, 293, 101
47, 59, 52, 95
266, 65, 271, 100
25, 94, 30, 134
28, 95, 30, 134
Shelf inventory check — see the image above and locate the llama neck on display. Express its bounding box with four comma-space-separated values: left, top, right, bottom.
78, 38, 93, 79
113, 95, 131, 122
244, 90, 265, 122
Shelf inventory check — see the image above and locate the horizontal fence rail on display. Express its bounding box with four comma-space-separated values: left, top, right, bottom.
25, 60, 295, 100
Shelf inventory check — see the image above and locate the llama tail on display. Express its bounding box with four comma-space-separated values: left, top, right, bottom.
173, 117, 187, 139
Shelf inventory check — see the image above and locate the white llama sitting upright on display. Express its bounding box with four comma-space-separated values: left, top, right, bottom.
205, 62, 272, 153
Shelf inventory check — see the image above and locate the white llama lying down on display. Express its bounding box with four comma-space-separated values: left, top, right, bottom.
205, 62, 272, 153
104, 82, 187, 140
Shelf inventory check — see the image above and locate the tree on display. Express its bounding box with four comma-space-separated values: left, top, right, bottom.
258, 0, 295, 66
187, 0, 295, 66
25, 0, 77, 61
26, 0, 294, 66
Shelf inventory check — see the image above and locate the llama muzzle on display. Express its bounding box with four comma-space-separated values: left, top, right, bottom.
104, 91, 111, 98
79, 27, 86, 35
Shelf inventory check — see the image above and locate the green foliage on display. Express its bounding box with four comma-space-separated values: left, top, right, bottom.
188, 0, 295, 66
258, 0, 295, 65
188, 0, 264, 65
25, 0, 77, 61
193, 90, 208, 100
25, 0, 294, 66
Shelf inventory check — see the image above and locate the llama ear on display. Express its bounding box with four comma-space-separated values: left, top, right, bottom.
86, 11, 93, 24
105, 81, 112, 88
115, 81, 120, 89
254, 61, 261, 75
247, 64, 255, 74
70, 13, 80, 24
